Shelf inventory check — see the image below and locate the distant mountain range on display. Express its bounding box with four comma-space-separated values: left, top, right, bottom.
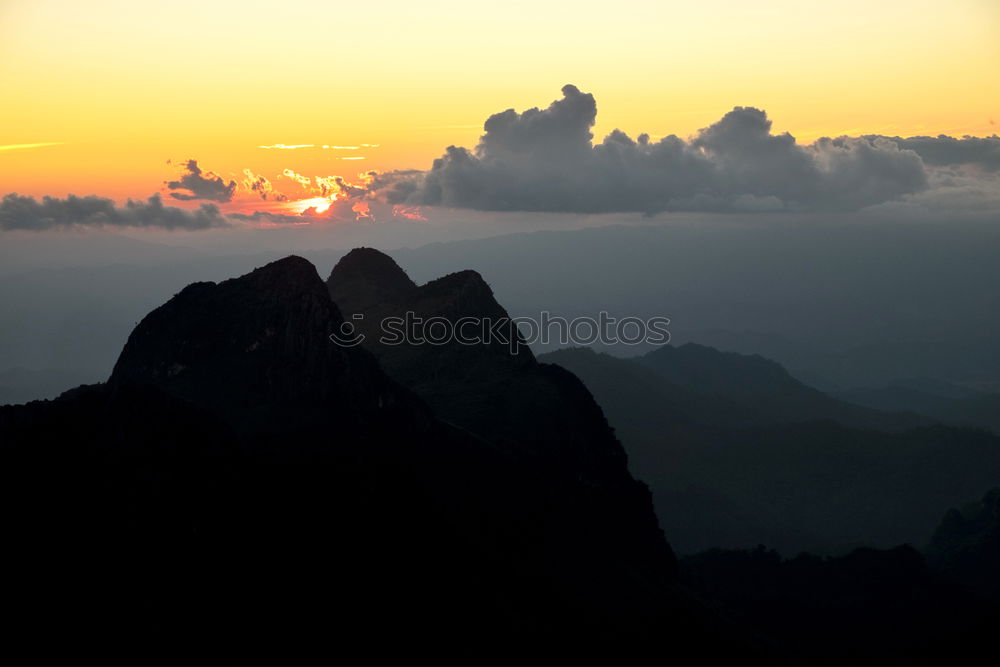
834, 378, 1000, 434
637, 343, 932, 431
540, 345, 1000, 555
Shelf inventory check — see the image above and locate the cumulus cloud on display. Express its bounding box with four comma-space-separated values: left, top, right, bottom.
320, 175, 369, 198
273, 169, 378, 201
0, 193, 226, 231
241, 169, 287, 201
280, 168, 314, 191
862, 134, 1000, 171
165, 159, 237, 202
372, 84, 938, 214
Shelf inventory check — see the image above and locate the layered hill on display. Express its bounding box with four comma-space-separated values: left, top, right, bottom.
835, 379, 1000, 434
541, 346, 1000, 555
638, 343, 931, 431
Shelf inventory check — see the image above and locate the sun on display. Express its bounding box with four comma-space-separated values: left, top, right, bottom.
289, 196, 333, 214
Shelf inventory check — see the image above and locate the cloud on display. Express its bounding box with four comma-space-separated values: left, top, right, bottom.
278, 171, 373, 200
227, 210, 311, 225
258, 144, 314, 150
0, 142, 63, 153
863, 134, 1000, 171
371, 85, 937, 214
241, 169, 287, 201
864, 167, 1000, 217
312, 176, 337, 197
280, 168, 314, 190
165, 159, 237, 202
0, 193, 227, 231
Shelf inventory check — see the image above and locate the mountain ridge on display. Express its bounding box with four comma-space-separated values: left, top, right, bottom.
540, 344, 1000, 555
0, 253, 720, 658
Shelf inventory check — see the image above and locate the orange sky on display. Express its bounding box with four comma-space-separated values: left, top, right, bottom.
1, 0, 997, 209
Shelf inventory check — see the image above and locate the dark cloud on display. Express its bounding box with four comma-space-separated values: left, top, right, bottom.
865, 168, 1000, 217
373, 85, 931, 214
863, 134, 1000, 171
0, 193, 227, 231
227, 210, 309, 225
166, 159, 237, 202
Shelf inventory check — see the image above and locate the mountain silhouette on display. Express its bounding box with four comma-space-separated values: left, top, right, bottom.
835, 380, 1000, 434
927, 487, 1000, 598
1, 255, 748, 659
639, 343, 931, 431
327, 247, 645, 480
109, 255, 429, 435
680, 543, 994, 665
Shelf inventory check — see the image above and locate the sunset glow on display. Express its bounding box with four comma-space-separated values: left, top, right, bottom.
392, 205, 427, 221
0, 0, 996, 204
2, 2, 1000, 654
289, 197, 335, 215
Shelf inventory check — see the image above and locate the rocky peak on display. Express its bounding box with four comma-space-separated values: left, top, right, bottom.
324, 248, 637, 481
327, 247, 417, 314
110, 255, 411, 433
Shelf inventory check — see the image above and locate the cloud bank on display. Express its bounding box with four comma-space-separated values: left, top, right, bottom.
372, 85, 996, 215
862, 134, 1000, 171
0, 193, 226, 230
8, 87, 996, 229
166, 159, 237, 202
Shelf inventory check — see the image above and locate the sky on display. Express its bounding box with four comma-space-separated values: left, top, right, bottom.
0, 0, 998, 219
0, 0, 998, 401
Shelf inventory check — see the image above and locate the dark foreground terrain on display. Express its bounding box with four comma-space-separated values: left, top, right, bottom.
1, 250, 997, 663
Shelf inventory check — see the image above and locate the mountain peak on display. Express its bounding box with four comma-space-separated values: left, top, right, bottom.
109, 255, 406, 432
327, 247, 417, 314
420, 269, 490, 294
416, 269, 509, 320
246, 254, 325, 286
331, 247, 414, 283
324, 250, 645, 480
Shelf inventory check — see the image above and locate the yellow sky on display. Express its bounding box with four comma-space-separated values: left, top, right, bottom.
1, 0, 997, 203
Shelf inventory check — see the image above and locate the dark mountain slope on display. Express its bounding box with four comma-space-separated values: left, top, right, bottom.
326, 247, 639, 482
541, 346, 1000, 555
927, 488, 1000, 598
108, 255, 428, 436
0, 256, 735, 659
680, 544, 996, 666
